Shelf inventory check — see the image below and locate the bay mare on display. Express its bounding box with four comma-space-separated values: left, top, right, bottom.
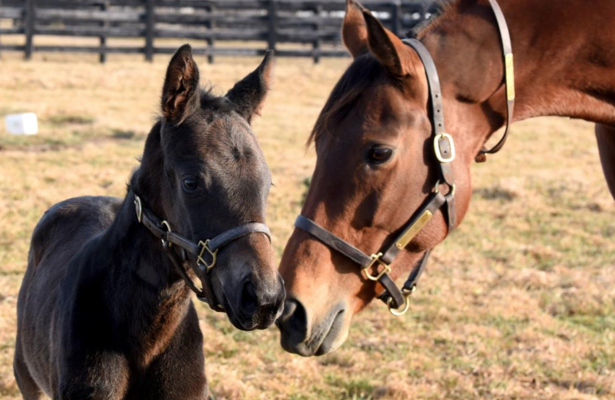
14, 45, 285, 399
277, 0, 615, 356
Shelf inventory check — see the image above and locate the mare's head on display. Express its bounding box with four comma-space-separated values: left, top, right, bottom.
133, 45, 284, 331
277, 1, 474, 355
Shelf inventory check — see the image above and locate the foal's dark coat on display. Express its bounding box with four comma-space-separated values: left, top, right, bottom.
14, 45, 283, 400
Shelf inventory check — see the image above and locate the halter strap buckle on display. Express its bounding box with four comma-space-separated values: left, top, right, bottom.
362, 253, 391, 281
434, 132, 456, 163
197, 239, 219, 273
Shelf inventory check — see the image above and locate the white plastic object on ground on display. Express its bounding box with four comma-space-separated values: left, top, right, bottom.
5, 113, 38, 135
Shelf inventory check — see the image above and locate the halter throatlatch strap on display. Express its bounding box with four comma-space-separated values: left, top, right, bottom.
133, 193, 271, 311
479, 0, 515, 158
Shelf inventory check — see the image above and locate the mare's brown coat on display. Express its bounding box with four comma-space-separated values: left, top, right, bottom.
277, 0, 615, 356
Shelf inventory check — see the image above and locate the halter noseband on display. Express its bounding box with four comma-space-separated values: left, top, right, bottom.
294, 0, 515, 315
133, 193, 271, 311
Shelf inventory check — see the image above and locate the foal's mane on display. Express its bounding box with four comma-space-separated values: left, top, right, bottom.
307, 0, 458, 146
199, 87, 234, 114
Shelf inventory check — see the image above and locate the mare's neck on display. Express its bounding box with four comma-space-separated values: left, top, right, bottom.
420, 0, 615, 158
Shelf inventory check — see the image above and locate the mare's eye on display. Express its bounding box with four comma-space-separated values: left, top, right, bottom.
367, 147, 393, 165
182, 176, 199, 193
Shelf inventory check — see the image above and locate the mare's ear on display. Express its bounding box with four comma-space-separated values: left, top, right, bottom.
161, 44, 200, 124
362, 10, 418, 77
226, 50, 275, 123
342, 0, 369, 58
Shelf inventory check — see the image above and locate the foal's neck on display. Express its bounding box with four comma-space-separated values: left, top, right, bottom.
107, 191, 189, 293
95, 190, 193, 363
421, 0, 615, 156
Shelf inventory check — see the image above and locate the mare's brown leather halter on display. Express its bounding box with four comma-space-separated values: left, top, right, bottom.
295, 0, 515, 315
133, 193, 271, 311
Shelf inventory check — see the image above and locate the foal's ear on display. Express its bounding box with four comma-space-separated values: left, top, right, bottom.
161, 44, 200, 124
362, 10, 418, 77
342, 0, 369, 58
226, 50, 275, 123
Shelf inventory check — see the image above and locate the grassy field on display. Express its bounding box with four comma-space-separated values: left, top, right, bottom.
0, 50, 614, 400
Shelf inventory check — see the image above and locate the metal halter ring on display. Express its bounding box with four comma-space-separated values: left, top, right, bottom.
134, 196, 143, 223
362, 253, 392, 281
433, 180, 456, 196
197, 240, 219, 273
387, 286, 415, 316
160, 220, 172, 247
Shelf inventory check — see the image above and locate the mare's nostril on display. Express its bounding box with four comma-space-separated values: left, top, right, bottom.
279, 299, 308, 339
240, 281, 257, 316
278, 299, 297, 323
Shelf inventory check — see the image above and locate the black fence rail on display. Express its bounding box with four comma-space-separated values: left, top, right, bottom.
0, 0, 438, 63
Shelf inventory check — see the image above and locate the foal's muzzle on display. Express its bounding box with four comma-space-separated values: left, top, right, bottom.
134, 193, 272, 311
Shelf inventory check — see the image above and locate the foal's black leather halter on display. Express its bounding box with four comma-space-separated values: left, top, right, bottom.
295, 0, 515, 315
133, 193, 271, 311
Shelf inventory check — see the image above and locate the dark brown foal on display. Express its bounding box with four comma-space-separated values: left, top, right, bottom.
14, 45, 285, 399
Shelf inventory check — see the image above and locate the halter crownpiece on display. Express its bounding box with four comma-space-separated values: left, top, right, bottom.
133, 193, 271, 311
479, 0, 516, 157
294, 0, 514, 315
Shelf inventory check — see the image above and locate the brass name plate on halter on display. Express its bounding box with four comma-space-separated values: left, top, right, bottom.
505, 53, 515, 101
395, 210, 433, 250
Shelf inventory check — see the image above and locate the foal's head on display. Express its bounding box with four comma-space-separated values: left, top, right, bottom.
278, 1, 475, 355
133, 45, 284, 331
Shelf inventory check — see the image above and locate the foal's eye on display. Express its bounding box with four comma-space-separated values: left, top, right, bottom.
367, 147, 394, 165
182, 177, 199, 192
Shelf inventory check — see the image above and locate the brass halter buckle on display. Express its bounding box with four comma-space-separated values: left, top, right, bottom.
362, 252, 391, 281
197, 240, 218, 273
387, 286, 414, 316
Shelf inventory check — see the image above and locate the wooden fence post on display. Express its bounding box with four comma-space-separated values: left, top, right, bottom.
267, 0, 278, 52
24, 0, 35, 60
312, 4, 322, 64
0, 0, 3, 59
391, 1, 402, 36
206, 3, 215, 64
144, 0, 154, 62
100, 1, 109, 63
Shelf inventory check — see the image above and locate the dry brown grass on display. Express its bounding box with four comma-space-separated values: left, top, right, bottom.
0, 49, 614, 400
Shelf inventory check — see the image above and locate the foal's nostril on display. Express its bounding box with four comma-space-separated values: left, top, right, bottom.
239, 281, 257, 316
